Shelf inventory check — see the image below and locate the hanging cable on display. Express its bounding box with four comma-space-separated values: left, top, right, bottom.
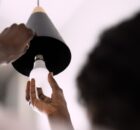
37, 0, 40, 6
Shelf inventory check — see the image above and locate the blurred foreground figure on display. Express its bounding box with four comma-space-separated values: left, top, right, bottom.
77, 12, 140, 130
26, 12, 140, 130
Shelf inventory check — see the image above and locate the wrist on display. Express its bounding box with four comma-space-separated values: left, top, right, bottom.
0, 40, 8, 63
48, 118, 74, 130
47, 111, 74, 130
0, 37, 18, 64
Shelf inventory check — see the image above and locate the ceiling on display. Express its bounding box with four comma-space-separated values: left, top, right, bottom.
0, 0, 84, 30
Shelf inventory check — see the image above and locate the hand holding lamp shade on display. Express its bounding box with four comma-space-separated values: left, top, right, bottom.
12, 4, 71, 96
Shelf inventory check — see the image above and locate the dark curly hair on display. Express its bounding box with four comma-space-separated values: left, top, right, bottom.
77, 12, 140, 130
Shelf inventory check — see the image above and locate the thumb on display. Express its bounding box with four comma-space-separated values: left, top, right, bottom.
48, 72, 62, 92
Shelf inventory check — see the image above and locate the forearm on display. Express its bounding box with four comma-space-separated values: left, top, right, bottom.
47, 111, 74, 130
0, 44, 12, 64
0, 36, 21, 64
0, 38, 8, 63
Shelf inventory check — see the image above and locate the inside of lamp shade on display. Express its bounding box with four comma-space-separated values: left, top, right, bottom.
12, 36, 71, 76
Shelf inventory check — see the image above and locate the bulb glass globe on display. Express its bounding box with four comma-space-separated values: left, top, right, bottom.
29, 59, 52, 97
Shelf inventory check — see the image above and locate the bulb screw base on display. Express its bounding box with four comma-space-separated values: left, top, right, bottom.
35, 54, 44, 61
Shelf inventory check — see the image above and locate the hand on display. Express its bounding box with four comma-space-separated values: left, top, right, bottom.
0, 23, 34, 63
26, 73, 74, 130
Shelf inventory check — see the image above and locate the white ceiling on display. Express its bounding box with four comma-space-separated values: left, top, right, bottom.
0, 0, 140, 130
0, 0, 84, 30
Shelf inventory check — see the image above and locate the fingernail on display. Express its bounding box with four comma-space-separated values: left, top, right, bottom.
27, 80, 30, 84
31, 78, 35, 81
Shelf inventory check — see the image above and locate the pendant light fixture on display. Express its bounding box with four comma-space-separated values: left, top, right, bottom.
12, 0, 71, 76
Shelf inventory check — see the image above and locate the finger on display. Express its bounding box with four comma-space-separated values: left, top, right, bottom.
30, 79, 38, 106
19, 24, 30, 36
26, 81, 30, 101
11, 23, 18, 29
0, 27, 10, 36
24, 32, 34, 46
8, 24, 18, 33
37, 88, 51, 103
19, 23, 33, 36
24, 43, 30, 51
19, 23, 26, 28
22, 43, 30, 54
6, 24, 19, 36
0, 24, 17, 38
37, 87, 46, 100
16, 23, 34, 44
11, 23, 18, 26
20, 29, 34, 48
48, 72, 62, 93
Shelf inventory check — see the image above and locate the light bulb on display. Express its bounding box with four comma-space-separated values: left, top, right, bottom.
29, 55, 52, 97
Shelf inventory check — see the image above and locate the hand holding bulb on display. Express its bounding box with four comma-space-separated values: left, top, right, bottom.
26, 73, 74, 130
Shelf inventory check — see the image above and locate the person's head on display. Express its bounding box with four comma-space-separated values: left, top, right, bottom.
77, 12, 140, 130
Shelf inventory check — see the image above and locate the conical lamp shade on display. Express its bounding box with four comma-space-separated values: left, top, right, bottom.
12, 7, 71, 76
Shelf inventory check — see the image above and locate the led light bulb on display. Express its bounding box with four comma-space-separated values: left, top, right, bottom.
29, 55, 52, 97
